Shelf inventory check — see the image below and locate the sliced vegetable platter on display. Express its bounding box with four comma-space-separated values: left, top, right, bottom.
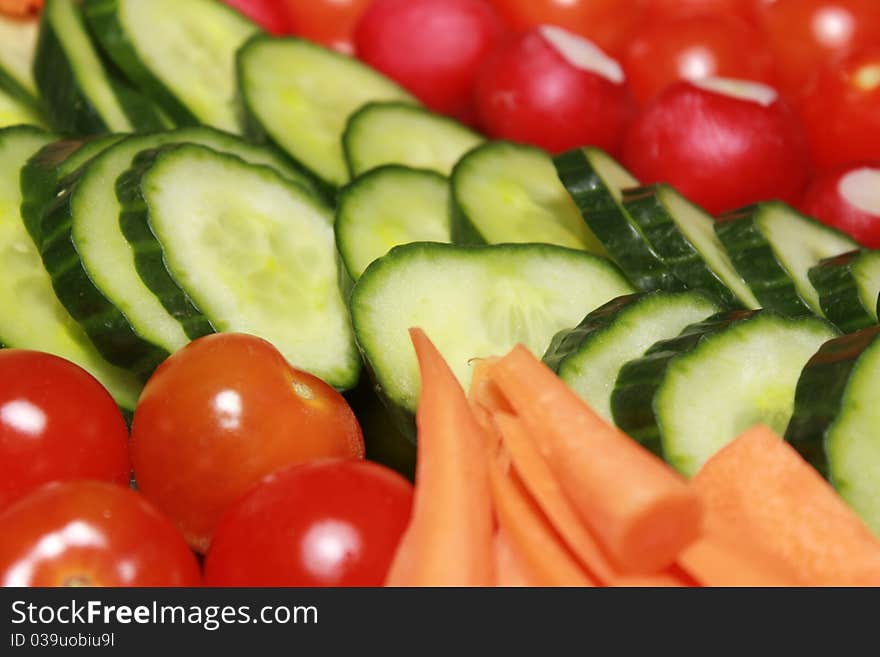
1, 0, 880, 588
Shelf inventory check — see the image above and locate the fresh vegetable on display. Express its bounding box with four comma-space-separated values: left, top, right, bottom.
0, 14, 39, 106
451, 141, 606, 254
0, 84, 43, 128
0, 125, 141, 409
0, 0, 41, 19
385, 329, 494, 587
622, 184, 760, 309
0, 349, 129, 511
799, 165, 880, 248
612, 310, 837, 476
0, 481, 201, 587
808, 250, 880, 333
623, 14, 775, 105
85, 0, 259, 131
694, 424, 880, 585
205, 460, 413, 587
283, 0, 371, 54
34, 0, 165, 135
486, 344, 702, 574
343, 101, 483, 178
644, 0, 757, 24
238, 35, 415, 191
493, 528, 539, 587
335, 165, 451, 281
544, 291, 720, 421
799, 49, 880, 171
785, 326, 880, 533
715, 201, 858, 317
350, 242, 634, 423
130, 333, 365, 553
474, 26, 633, 156
223, 0, 288, 35
354, 0, 504, 123
622, 78, 809, 216
677, 531, 802, 587
553, 147, 679, 292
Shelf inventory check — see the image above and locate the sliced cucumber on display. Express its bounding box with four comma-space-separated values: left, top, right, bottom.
20, 133, 124, 246
0, 14, 39, 106
40, 127, 316, 379
612, 310, 837, 476
808, 250, 880, 333
351, 242, 634, 417
335, 165, 451, 280
238, 36, 416, 190
544, 291, 720, 422
622, 184, 759, 309
85, 0, 259, 131
451, 141, 607, 255
715, 202, 858, 316
785, 326, 880, 534
35, 0, 165, 135
343, 102, 483, 178
122, 144, 359, 388
0, 126, 141, 409
0, 85, 45, 129
553, 147, 681, 292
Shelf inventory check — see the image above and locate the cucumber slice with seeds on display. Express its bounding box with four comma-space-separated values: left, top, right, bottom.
85, 0, 259, 131
238, 36, 416, 191
553, 147, 681, 292
351, 242, 634, 418
715, 202, 858, 316
35, 0, 165, 135
451, 141, 607, 255
123, 144, 359, 388
41, 127, 314, 378
0, 126, 141, 409
343, 102, 483, 177
544, 291, 720, 422
622, 184, 759, 309
0, 14, 39, 106
785, 326, 880, 534
21, 133, 124, 246
612, 310, 837, 476
808, 250, 880, 333
335, 165, 451, 280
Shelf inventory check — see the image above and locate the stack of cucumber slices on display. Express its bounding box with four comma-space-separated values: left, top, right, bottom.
2, 0, 880, 531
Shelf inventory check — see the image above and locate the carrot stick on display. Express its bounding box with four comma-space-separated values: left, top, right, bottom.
613, 569, 696, 587
487, 345, 702, 573
693, 425, 880, 586
384, 329, 494, 587
488, 458, 595, 587
678, 531, 803, 587
493, 529, 541, 587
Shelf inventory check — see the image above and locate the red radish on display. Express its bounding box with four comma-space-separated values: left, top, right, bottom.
474, 25, 634, 155
621, 77, 810, 216
799, 164, 880, 248
221, 0, 289, 35
354, 0, 505, 123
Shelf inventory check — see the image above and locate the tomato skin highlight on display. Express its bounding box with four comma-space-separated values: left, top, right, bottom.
205, 460, 413, 587
623, 15, 776, 105
0, 481, 201, 587
474, 27, 634, 155
622, 79, 810, 216
0, 350, 130, 512
130, 333, 364, 553
799, 48, 880, 172
799, 164, 880, 248
283, 0, 372, 54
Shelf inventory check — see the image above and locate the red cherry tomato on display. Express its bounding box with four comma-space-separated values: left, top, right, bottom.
644, 0, 756, 23
799, 164, 880, 247
487, 0, 645, 58
758, 0, 880, 99
283, 0, 372, 54
624, 15, 775, 105
205, 460, 413, 587
354, 0, 505, 123
800, 48, 880, 172
0, 481, 201, 587
221, 0, 289, 35
130, 333, 364, 553
474, 26, 634, 155
0, 350, 130, 512
622, 78, 810, 216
